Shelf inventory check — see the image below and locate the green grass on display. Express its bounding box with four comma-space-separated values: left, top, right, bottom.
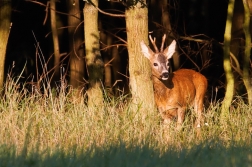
0, 77, 252, 166
1, 141, 252, 167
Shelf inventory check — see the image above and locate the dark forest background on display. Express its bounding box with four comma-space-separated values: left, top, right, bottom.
3, 0, 251, 102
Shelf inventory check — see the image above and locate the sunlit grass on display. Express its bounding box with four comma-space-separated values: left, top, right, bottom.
0, 76, 252, 166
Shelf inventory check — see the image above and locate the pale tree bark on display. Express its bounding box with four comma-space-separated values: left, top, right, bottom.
50, 0, 60, 84
221, 0, 235, 120
125, 1, 156, 114
84, 0, 104, 107
242, 0, 252, 105
68, 1, 85, 96
0, 0, 11, 89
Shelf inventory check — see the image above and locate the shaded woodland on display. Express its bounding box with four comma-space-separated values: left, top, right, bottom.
1, 0, 252, 109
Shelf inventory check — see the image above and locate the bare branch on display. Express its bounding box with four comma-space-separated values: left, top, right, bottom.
100, 44, 126, 51
85, 0, 125, 17
178, 44, 200, 71
95, 6, 125, 17
180, 36, 208, 43
43, 1, 49, 25
26, 0, 80, 19
230, 51, 242, 76
104, 58, 115, 67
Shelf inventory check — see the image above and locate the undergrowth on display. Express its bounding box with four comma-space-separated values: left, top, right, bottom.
0, 76, 252, 166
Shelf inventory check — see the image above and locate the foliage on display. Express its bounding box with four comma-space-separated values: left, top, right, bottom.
125, 0, 147, 9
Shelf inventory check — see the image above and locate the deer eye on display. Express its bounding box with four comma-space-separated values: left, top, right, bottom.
153, 63, 158, 66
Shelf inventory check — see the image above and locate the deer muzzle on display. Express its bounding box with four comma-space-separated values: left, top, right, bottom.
161, 72, 169, 80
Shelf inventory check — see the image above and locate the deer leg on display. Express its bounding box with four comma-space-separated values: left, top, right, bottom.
193, 75, 207, 128
161, 112, 174, 125
177, 107, 185, 130
194, 98, 203, 128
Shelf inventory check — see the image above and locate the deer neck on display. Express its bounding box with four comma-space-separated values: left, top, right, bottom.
152, 73, 174, 95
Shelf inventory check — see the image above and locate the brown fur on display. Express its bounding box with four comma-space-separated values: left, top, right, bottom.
140, 35, 208, 128
153, 69, 207, 127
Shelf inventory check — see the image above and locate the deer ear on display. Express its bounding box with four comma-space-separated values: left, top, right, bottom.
163, 40, 176, 59
140, 40, 154, 60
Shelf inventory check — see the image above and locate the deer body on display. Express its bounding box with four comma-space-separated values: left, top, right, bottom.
140, 35, 207, 128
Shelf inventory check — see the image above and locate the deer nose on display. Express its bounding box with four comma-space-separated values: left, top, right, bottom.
162, 72, 169, 79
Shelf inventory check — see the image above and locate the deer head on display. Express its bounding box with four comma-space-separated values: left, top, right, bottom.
140, 34, 176, 80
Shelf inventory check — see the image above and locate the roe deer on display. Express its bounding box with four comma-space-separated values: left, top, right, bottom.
140, 34, 207, 128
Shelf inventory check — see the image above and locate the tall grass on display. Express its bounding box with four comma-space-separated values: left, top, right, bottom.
0, 75, 252, 166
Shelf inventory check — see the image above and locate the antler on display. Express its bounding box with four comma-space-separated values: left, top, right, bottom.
149, 35, 159, 53
160, 34, 166, 52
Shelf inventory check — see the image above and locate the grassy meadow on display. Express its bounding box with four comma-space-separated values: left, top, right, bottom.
0, 76, 252, 167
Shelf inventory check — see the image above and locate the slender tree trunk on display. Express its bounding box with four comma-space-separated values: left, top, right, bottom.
221, 0, 235, 119
242, 0, 252, 105
111, 45, 125, 95
68, 0, 85, 95
230, 0, 245, 95
99, 21, 112, 94
50, 0, 60, 84
84, 0, 104, 106
125, 1, 156, 114
0, 0, 11, 89
160, 0, 180, 70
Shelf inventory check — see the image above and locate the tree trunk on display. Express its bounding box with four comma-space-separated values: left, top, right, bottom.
68, 0, 85, 95
242, 0, 252, 105
125, 1, 156, 114
230, 0, 245, 95
83, 0, 104, 107
160, 0, 180, 70
50, 0, 61, 84
0, 0, 11, 89
99, 21, 112, 94
221, 0, 235, 119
